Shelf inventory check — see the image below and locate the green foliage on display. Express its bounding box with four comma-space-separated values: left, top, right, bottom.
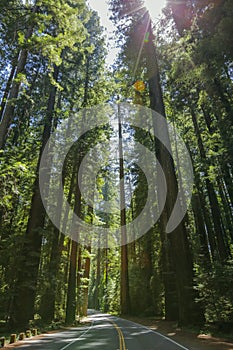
195, 261, 233, 323
0, 0, 233, 330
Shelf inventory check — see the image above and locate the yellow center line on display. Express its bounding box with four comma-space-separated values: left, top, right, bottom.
107, 318, 126, 350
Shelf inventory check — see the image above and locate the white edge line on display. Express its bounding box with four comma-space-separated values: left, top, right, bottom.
111, 316, 190, 350
59, 322, 94, 350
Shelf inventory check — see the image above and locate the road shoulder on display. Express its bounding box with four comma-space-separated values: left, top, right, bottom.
123, 316, 233, 350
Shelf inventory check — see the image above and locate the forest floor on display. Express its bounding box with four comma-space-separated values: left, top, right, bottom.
125, 316, 233, 350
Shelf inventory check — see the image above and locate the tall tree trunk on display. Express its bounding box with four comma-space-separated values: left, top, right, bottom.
12, 65, 59, 328
145, 14, 203, 325
79, 202, 94, 316
93, 246, 101, 310
39, 161, 77, 322
76, 246, 82, 317
65, 240, 78, 325
118, 104, 131, 315
170, 0, 191, 35
104, 247, 109, 312
142, 232, 153, 311
65, 152, 83, 324
81, 246, 91, 317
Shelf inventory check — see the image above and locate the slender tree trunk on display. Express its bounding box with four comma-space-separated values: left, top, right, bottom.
142, 232, 153, 311
195, 178, 217, 260
83, 55, 90, 108
104, 247, 109, 312
118, 104, 131, 315
201, 105, 214, 134
65, 240, 78, 325
63, 239, 71, 312
76, 246, 82, 317
128, 178, 136, 264
190, 108, 230, 262
187, 142, 218, 260
216, 177, 233, 244
221, 163, 233, 210
201, 102, 233, 206
81, 246, 91, 317
93, 246, 101, 310
0, 57, 17, 121
65, 152, 83, 324
192, 193, 211, 264
80, 202, 94, 316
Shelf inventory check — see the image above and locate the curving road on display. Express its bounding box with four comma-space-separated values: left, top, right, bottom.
15, 311, 190, 350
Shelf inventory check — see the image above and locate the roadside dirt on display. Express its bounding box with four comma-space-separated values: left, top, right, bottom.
126, 317, 233, 350
0, 320, 91, 349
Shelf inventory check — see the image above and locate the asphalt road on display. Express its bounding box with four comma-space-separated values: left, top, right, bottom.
15, 311, 190, 350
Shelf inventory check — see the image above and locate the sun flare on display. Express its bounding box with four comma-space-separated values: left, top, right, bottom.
144, 0, 167, 21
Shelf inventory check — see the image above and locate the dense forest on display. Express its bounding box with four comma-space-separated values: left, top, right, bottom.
0, 0, 233, 336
